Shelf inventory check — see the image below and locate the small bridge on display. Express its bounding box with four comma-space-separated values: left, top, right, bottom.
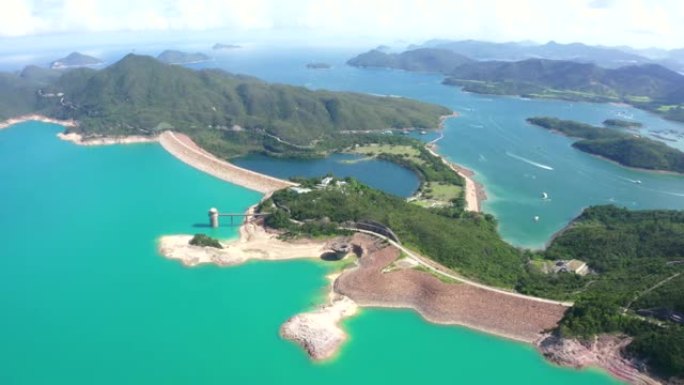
208, 208, 270, 227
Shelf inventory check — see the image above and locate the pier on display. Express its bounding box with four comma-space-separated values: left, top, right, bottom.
208, 207, 270, 227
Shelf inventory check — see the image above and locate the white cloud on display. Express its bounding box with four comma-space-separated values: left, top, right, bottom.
0, 0, 683, 48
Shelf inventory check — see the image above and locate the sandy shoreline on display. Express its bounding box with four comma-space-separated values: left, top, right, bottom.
425, 145, 486, 212
158, 131, 296, 194
0, 114, 77, 130
427, 112, 487, 212
57, 132, 158, 146
158, 210, 328, 267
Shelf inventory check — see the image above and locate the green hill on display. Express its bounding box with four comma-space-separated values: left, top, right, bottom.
0, 73, 40, 120
527, 117, 684, 173
50, 52, 103, 69
0, 54, 450, 157
156, 50, 211, 64
542, 206, 684, 379
445, 59, 684, 104
347, 48, 472, 73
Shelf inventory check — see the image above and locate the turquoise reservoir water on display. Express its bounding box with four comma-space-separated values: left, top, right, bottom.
0, 122, 622, 384
195, 46, 684, 248
233, 153, 420, 197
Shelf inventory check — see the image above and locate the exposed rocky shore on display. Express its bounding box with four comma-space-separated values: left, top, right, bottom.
538, 334, 663, 385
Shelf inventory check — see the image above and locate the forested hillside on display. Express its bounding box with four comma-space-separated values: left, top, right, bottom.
528, 117, 684, 173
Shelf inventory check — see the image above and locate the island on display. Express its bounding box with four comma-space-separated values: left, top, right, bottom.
156, 50, 211, 65
527, 117, 684, 173
603, 119, 643, 129
212, 43, 241, 50
347, 48, 472, 73
348, 48, 684, 123
50, 52, 103, 69
306, 62, 331, 69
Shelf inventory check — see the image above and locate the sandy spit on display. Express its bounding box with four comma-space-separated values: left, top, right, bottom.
158, 221, 328, 267
425, 145, 486, 212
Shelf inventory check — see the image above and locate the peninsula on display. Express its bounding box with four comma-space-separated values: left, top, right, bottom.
157, 176, 683, 385
527, 117, 684, 173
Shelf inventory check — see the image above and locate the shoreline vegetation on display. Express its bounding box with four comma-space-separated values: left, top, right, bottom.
432, 112, 487, 212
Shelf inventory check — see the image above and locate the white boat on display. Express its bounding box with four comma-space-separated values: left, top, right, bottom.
634, 180, 642, 184
542, 192, 549, 200
533, 216, 540, 222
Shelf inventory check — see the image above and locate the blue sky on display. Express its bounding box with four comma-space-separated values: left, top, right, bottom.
1, 0, 682, 49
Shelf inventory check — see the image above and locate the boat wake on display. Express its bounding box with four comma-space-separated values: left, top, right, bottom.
505, 152, 554, 171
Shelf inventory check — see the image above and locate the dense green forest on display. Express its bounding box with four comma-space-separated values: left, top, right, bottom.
527, 116, 684, 173
261, 179, 684, 379
49, 55, 449, 150
347, 48, 472, 73
544, 206, 684, 379
260, 178, 523, 286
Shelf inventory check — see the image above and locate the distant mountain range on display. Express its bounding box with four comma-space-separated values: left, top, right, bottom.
409, 40, 684, 72
156, 50, 211, 65
50, 52, 103, 69
212, 43, 241, 50
348, 46, 684, 122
